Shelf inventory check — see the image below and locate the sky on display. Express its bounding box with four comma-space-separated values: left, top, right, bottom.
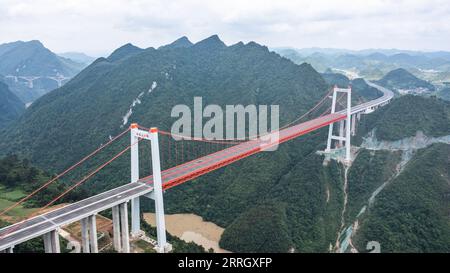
0, 0, 449, 56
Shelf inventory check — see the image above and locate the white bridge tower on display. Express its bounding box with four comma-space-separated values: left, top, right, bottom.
325, 85, 352, 163
130, 123, 170, 253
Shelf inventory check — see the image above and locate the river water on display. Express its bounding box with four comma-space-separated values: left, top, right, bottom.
143, 213, 231, 253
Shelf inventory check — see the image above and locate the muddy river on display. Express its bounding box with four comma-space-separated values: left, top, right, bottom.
143, 213, 231, 253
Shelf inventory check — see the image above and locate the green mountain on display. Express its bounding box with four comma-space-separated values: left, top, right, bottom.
3, 37, 449, 253
158, 36, 193, 50
376, 68, 435, 93
0, 80, 24, 129
0, 35, 349, 252
354, 143, 450, 252
107, 43, 144, 62
0, 40, 85, 103
341, 95, 450, 253
355, 95, 450, 142
0, 35, 330, 173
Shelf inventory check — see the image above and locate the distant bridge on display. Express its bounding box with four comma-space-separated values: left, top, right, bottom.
4, 75, 70, 88
0, 80, 393, 253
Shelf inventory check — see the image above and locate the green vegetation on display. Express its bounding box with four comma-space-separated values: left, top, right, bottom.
355, 95, 450, 142
162, 129, 345, 252
376, 68, 435, 92
220, 202, 291, 252
354, 143, 450, 252
0, 35, 329, 175
0, 81, 24, 129
0, 185, 36, 218
3, 37, 448, 253
0, 155, 85, 217
345, 149, 401, 222
0, 36, 347, 252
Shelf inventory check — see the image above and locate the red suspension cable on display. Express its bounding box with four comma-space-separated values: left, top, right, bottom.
0, 127, 130, 218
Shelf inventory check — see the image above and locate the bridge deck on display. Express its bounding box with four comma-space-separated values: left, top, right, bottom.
0, 113, 344, 250
0, 183, 153, 249
0, 81, 393, 250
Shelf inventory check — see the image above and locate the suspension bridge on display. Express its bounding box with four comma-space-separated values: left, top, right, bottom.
0, 80, 393, 253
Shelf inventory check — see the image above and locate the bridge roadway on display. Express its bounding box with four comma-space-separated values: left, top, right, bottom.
0, 81, 394, 250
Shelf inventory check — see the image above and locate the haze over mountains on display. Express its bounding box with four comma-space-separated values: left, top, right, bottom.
275, 47, 450, 86
0, 40, 89, 104
375, 68, 435, 94
58, 52, 96, 66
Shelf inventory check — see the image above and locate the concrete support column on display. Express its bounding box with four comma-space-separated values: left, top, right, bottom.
5, 246, 14, 253
80, 218, 90, 253
351, 114, 356, 136
43, 232, 52, 253
88, 215, 98, 253
120, 202, 130, 253
43, 230, 60, 253
50, 230, 60, 253
112, 205, 122, 252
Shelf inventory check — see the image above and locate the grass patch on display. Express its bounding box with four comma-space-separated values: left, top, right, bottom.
0, 186, 36, 220
0, 186, 27, 201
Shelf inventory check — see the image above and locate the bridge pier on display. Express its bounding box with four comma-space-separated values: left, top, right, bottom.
89, 215, 98, 253
112, 205, 122, 252
1, 246, 14, 253
81, 218, 90, 253
43, 229, 60, 253
119, 202, 130, 253
79, 215, 98, 253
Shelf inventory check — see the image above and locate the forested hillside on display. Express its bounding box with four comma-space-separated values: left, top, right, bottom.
355, 95, 450, 142
376, 68, 435, 92
0, 155, 85, 219
354, 143, 450, 252
0, 35, 329, 177
0, 36, 346, 252
0, 81, 24, 129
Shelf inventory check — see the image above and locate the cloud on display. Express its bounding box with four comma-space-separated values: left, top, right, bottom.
0, 0, 449, 55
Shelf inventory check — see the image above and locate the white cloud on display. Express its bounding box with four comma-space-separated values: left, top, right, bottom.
0, 0, 449, 55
